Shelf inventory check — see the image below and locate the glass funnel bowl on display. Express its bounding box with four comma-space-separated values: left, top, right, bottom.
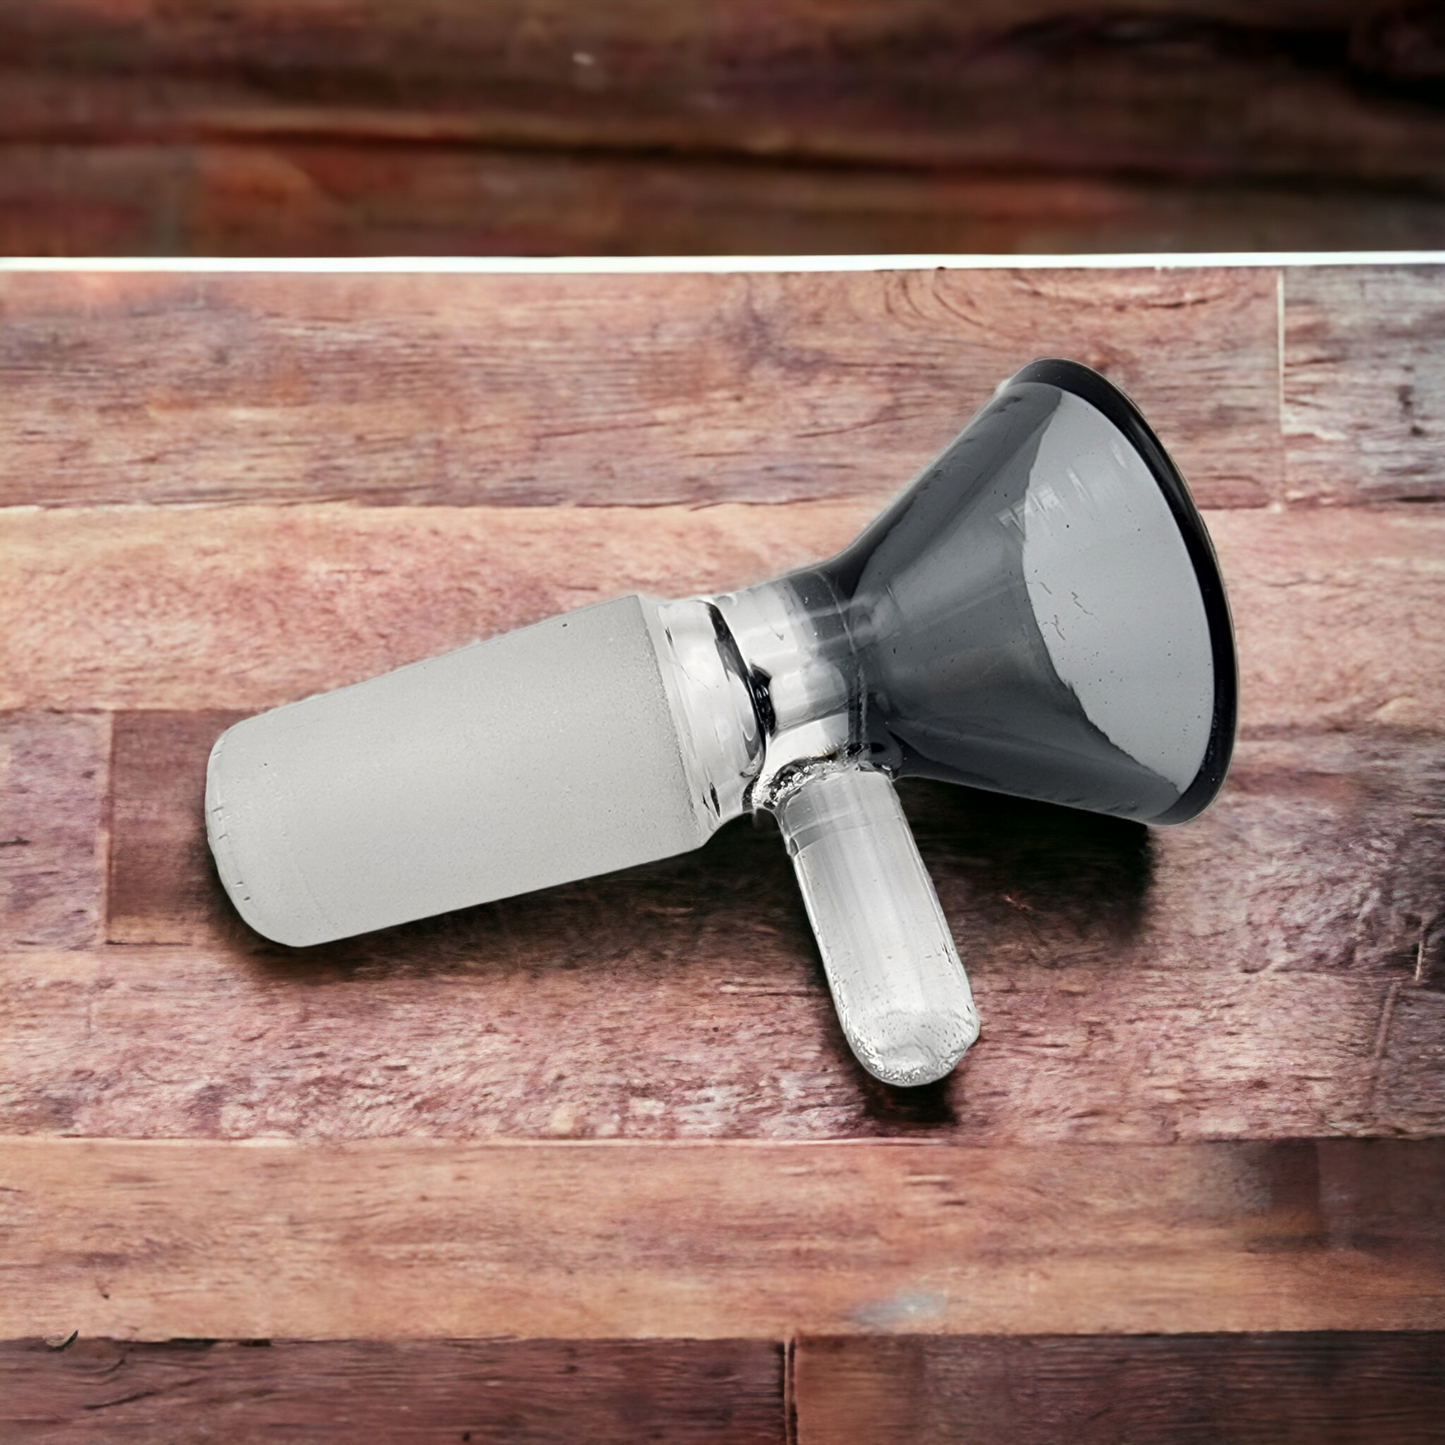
707, 359, 1237, 1084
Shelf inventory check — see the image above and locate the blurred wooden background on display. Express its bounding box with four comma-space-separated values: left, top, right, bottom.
2, 260, 1444, 1440
2, 0, 1445, 255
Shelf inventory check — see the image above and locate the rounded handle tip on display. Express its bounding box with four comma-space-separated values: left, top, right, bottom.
849, 1003, 981, 1087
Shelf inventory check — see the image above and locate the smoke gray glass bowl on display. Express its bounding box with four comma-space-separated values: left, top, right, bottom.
778, 357, 1237, 825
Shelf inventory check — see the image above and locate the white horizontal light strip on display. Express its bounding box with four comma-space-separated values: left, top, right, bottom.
0, 251, 1441, 273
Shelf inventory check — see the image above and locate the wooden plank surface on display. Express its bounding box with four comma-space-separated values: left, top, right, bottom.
3, 1136, 1443, 1341
0, 1336, 785, 1445
1285, 266, 1445, 505
5, 3, 1445, 255
8, 264, 1442, 509
0, 713, 108, 952
0, 269, 1277, 508
2, 726, 1433, 1143
793, 1332, 1445, 1445
3, 261, 1443, 1436
3, 507, 1443, 724
8, 1334, 1444, 1445
2, 2, 1443, 187
106, 710, 248, 949
4, 141, 1445, 260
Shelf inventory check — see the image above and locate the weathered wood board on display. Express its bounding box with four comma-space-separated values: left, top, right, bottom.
3, 507, 1443, 719
1285, 266, 1445, 505
5, 143, 1445, 259
3, 1136, 1443, 1341
4, 1, 1442, 185
6, 267, 1443, 509
0, 268, 1278, 508
5, 726, 1440, 1144
0, 1336, 786, 1445
3, 2, 1445, 255
793, 1332, 1445, 1445
0, 713, 108, 952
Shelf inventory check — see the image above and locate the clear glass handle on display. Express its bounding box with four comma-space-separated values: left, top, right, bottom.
775, 767, 980, 1086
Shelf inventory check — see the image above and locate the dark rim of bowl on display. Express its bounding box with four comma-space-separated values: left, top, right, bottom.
1011, 357, 1239, 824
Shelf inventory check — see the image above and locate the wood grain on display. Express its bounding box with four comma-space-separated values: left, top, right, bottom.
1213, 510, 1445, 735
4, 722, 1423, 1143
6, 4, 1445, 257
3, 141, 1444, 260
3, 1136, 1443, 1341
0, 501, 864, 712
793, 1332, 1445, 1445
0, 1336, 784, 1445
5, 950, 1435, 1145
2, 2, 1443, 188
0, 269, 1277, 508
1284, 266, 1445, 505
0, 713, 108, 952
3, 506, 1443, 725
106, 710, 248, 948
2, 265, 1441, 1434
